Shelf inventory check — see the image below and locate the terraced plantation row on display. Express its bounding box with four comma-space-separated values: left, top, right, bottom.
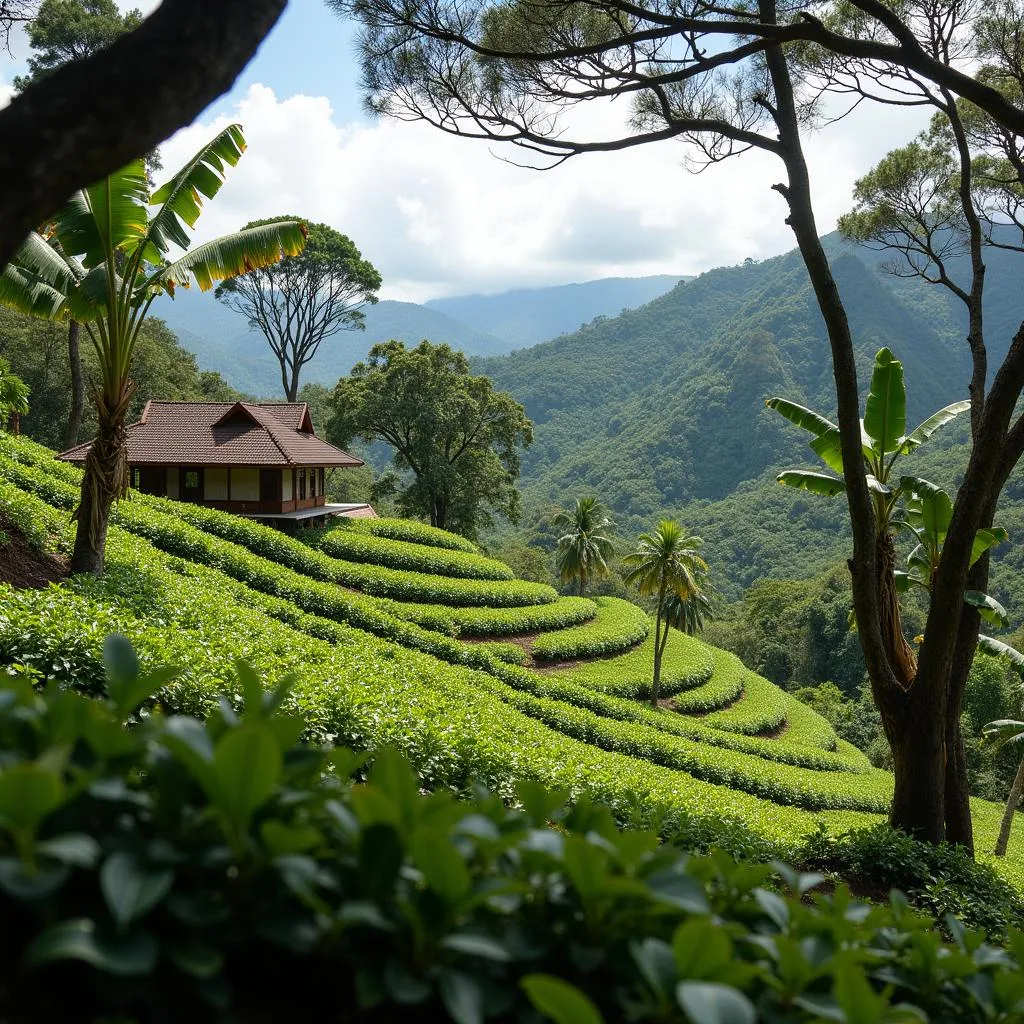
0, 432, 1020, 885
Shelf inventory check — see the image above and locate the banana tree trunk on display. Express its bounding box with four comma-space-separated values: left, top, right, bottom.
64, 319, 85, 449
878, 533, 917, 687
70, 386, 131, 575
995, 757, 1024, 856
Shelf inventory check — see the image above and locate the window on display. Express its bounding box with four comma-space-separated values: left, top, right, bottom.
319, 468, 325, 494
299, 469, 306, 499
184, 471, 199, 489
309, 469, 316, 498
131, 467, 140, 489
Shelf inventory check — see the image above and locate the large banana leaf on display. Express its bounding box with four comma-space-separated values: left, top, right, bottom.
776, 470, 846, 496
14, 232, 83, 291
152, 221, 307, 293
809, 428, 844, 474
901, 399, 971, 453
0, 263, 69, 319
900, 476, 952, 541
55, 160, 150, 267
979, 635, 1024, 679
863, 347, 906, 456
979, 719, 1024, 751
971, 527, 1009, 566
765, 397, 836, 437
147, 124, 247, 254
65, 265, 122, 321
965, 591, 1009, 628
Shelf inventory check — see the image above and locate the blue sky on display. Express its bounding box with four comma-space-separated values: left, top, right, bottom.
2, 2, 930, 302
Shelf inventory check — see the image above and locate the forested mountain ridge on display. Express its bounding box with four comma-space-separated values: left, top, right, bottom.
479, 232, 1024, 603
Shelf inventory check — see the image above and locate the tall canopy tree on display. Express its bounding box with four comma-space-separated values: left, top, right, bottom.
0, 124, 306, 574
337, 0, 1024, 850
552, 496, 616, 597
328, 340, 532, 538
216, 218, 381, 401
623, 520, 708, 707
14, 0, 155, 450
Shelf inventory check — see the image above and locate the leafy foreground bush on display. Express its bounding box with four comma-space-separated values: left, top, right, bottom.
2, 643, 1024, 1023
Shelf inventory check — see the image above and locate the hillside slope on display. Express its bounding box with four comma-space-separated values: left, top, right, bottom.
1, 434, 1019, 887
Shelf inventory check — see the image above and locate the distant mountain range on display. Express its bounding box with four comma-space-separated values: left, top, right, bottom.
153, 274, 687, 396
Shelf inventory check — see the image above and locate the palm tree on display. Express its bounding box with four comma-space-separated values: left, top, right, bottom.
0, 124, 307, 574
0, 357, 29, 434
623, 520, 708, 707
664, 583, 714, 638
552, 496, 616, 597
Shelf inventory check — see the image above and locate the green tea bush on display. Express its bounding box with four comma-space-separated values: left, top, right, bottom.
332, 513, 480, 551
1, 648, 1022, 1023
704, 671, 789, 736
392, 596, 597, 637
306, 523, 515, 580
667, 649, 746, 714
553, 628, 715, 698
532, 597, 649, 662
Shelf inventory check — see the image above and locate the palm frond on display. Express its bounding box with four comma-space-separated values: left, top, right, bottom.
0, 263, 69, 319
153, 221, 308, 293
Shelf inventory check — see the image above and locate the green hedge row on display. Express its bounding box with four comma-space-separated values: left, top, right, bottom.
3, 657, 1021, 1023
531, 597, 649, 662
385, 595, 598, 637
305, 521, 516, 580
0, 452, 556, 609
704, 670, 789, 736
332, 513, 480, 551
552, 628, 715, 699
667, 648, 746, 714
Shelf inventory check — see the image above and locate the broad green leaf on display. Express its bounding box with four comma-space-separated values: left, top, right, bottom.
441, 932, 513, 962
111, 666, 177, 720
979, 636, 1024, 679
834, 961, 888, 1024
964, 591, 1009, 628
414, 833, 472, 903
765, 398, 837, 438
864, 347, 906, 456
439, 969, 485, 1024
211, 722, 282, 824
521, 975, 604, 1024
902, 400, 971, 452
100, 852, 174, 929
971, 527, 1009, 567
0, 763, 64, 834
36, 833, 100, 868
777, 470, 846, 497
673, 918, 733, 980
167, 938, 224, 979
809, 429, 844, 474
103, 633, 139, 688
901, 477, 952, 541
0, 262, 69, 320
154, 221, 307, 293
676, 981, 756, 1024
233, 659, 264, 715
25, 919, 157, 976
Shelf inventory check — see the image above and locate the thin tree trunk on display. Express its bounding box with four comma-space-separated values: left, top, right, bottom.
994, 757, 1024, 857
64, 319, 84, 450
651, 581, 666, 708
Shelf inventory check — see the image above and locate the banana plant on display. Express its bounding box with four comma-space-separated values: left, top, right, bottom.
893, 477, 1008, 626
0, 124, 307, 574
767, 347, 971, 684
767, 347, 969, 536
979, 635, 1024, 856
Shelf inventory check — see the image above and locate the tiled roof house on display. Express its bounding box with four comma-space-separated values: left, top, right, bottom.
59, 401, 375, 527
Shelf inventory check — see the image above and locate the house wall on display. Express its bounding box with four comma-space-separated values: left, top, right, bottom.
233, 467, 260, 501
205, 468, 228, 501
166, 467, 179, 499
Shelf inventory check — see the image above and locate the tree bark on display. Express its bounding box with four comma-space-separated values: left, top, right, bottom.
0, 0, 288, 272
70, 387, 130, 575
886, 693, 946, 844
64, 319, 84, 449
995, 757, 1024, 857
